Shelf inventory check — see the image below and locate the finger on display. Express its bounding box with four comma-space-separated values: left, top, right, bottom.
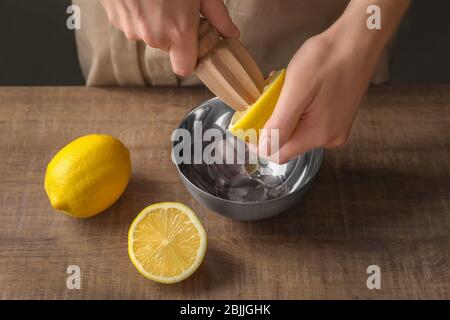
106, 1, 138, 40
121, 11, 140, 41
169, 30, 198, 76
269, 124, 320, 164
258, 66, 317, 157
101, 2, 120, 29
201, 0, 240, 38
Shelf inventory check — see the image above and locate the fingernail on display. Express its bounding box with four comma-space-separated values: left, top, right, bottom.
231, 23, 240, 38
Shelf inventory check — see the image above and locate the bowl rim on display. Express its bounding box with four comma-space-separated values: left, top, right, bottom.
172, 98, 326, 205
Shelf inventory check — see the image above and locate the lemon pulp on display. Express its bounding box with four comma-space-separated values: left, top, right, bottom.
128, 202, 207, 284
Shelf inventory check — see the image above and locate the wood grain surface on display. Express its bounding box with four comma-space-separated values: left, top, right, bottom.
0, 86, 448, 299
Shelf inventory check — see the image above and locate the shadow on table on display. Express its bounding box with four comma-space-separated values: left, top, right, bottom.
83, 173, 177, 229
79, 174, 243, 294
235, 158, 447, 240
158, 247, 242, 296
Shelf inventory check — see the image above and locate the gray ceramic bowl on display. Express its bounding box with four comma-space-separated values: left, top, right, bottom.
173, 98, 324, 221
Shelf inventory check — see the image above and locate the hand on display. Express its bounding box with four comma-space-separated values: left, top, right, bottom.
99, 0, 239, 76
259, 0, 410, 164
259, 31, 377, 164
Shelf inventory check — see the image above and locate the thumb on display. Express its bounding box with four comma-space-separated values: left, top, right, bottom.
268, 124, 319, 164
259, 68, 316, 157
200, 0, 240, 38
169, 29, 198, 76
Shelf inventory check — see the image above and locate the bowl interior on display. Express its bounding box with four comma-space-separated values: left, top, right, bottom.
173, 98, 324, 203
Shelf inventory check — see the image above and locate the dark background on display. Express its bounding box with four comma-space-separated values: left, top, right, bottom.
0, 0, 449, 85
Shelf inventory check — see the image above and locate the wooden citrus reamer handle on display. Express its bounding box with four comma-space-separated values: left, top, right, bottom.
195, 19, 265, 111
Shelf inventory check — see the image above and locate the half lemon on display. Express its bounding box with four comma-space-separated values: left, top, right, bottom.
229, 69, 286, 143
128, 202, 207, 284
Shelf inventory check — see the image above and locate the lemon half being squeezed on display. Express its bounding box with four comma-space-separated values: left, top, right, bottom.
229, 69, 286, 142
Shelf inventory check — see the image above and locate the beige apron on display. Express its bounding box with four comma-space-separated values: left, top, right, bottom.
73, 0, 389, 86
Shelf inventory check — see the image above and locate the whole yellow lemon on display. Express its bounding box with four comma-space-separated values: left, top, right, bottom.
45, 134, 131, 218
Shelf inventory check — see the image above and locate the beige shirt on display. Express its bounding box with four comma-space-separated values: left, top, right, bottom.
73, 0, 389, 86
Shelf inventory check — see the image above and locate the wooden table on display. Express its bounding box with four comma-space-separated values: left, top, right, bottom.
0, 86, 448, 300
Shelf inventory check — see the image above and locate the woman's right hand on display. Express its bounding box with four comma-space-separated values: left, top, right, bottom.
99, 0, 239, 76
